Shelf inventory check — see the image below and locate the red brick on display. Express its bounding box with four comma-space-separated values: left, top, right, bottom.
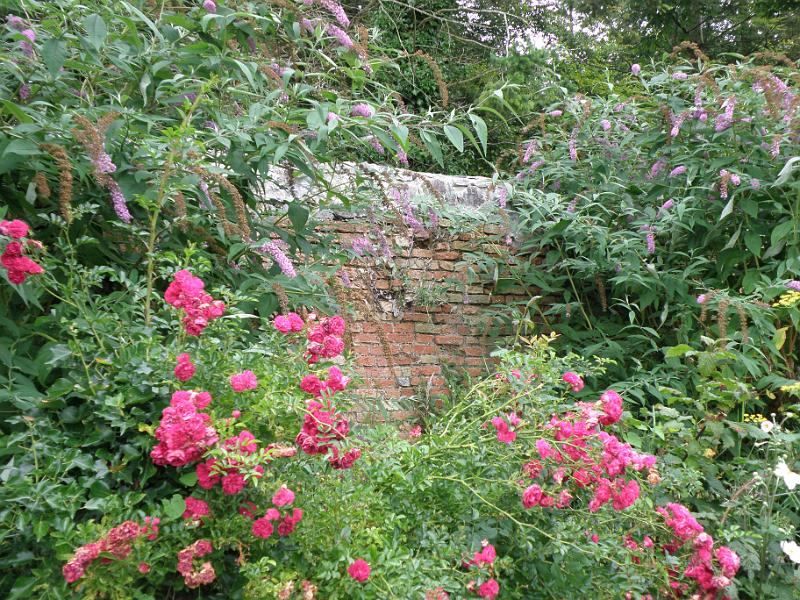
405, 312, 432, 322
417, 365, 441, 376
412, 344, 436, 354
415, 355, 439, 364
411, 248, 434, 258
433, 314, 461, 324
465, 357, 487, 366
386, 333, 414, 343
435, 335, 463, 345
386, 322, 415, 333
416, 334, 434, 343
372, 379, 399, 388
464, 346, 486, 357
353, 333, 381, 344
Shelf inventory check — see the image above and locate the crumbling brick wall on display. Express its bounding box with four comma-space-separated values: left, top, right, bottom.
326, 219, 530, 422
257, 161, 532, 421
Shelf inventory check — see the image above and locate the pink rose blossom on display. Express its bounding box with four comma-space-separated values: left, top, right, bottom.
174, 353, 196, 381
348, 559, 371, 582
272, 486, 295, 507
230, 370, 258, 392
562, 371, 584, 392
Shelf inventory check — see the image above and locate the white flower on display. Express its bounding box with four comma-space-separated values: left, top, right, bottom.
760, 420, 775, 434
774, 459, 800, 490
780, 540, 800, 564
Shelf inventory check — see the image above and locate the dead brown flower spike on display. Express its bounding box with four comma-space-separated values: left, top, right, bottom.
273, 283, 290, 313
411, 50, 449, 108
33, 172, 51, 199
717, 297, 730, 340
735, 304, 749, 344
40, 143, 74, 223
189, 166, 240, 237
595, 274, 608, 311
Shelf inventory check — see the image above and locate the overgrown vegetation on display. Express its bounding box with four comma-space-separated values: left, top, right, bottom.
1, 1, 799, 599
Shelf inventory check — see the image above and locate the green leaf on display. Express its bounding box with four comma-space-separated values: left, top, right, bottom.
139, 71, 151, 103
179, 472, 198, 487
773, 156, 800, 187
718, 197, 735, 221
259, 294, 278, 318
469, 113, 488, 155
420, 131, 444, 168
83, 14, 107, 51
162, 493, 185, 521
773, 327, 788, 351
227, 242, 247, 262
25, 180, 37, 204
444, 124, 464, 152
665, 344, 693, 358
744, 231, 761, 257
391, 122, 409, 145
771, 220, 794, 247
0, 100, 33, 124
2, 139, 40, 157
41, 39, 67, 77
288, 202, 309, 232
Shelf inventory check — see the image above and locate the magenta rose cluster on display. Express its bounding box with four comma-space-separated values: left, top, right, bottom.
62, 518, 159, 583
1, 219, 44, 284
274, 311, 362, 470
164, 269, 225, 336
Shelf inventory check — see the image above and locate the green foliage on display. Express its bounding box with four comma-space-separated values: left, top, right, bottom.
472, 56, 800, 408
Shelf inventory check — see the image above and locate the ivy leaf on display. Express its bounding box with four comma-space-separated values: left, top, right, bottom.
162, 493, 185, 521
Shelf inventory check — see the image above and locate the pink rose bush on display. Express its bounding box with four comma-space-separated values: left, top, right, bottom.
60, 271, 744, 598
274, 311, 305, 333
463, 541, 501, 599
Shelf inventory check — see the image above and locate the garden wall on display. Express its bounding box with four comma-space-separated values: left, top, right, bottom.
259, 162, 531, 421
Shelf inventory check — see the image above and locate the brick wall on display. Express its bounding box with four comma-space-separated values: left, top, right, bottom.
327, 219, 529, 422
256, 161, 532, 421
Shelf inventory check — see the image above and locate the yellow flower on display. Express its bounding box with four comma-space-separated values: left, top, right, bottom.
773, 291, 800, 308
703, 448, 716, 459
